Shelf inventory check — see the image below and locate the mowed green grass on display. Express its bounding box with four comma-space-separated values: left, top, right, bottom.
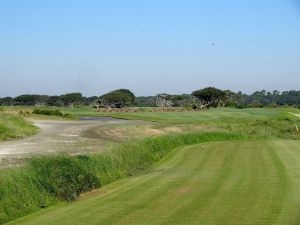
8, 140, 300, 225
0, 114, 37, 141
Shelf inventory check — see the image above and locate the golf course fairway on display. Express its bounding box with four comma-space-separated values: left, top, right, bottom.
8, 140, 300, 225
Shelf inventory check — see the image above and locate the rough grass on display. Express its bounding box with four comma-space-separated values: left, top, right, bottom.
8, 140, 300, 225
30, 156, 100, 201
32, 109, 73, 118
216, 114, 300, 139
64, 107, 300, 139
0, 114, 37, 141
2, 106, 299, 139
0, 131, 243, 224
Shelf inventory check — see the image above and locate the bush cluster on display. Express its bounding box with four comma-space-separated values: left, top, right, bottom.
30, 155, 100, 201
32, 108, 72, 118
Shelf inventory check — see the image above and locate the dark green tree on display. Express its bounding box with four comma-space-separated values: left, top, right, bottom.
83, 96, 99, 106
113, 89, 135, 105
60, 93, 83, 106
13, 95, 49, 106
46, 96, 62, 106
192, 87, 226, 109
0, 97, 13, 106
99, 89, 134, 108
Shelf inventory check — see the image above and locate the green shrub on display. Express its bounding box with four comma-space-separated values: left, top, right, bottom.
32, 108, 73, 118
18, 110, 30, 116
32, 108, 62, 116
30, 155, 100, 201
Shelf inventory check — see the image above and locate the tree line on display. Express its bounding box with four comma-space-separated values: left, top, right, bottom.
0, 88, 299, 109
136, 89, 300, 109
0, 93, 97, 107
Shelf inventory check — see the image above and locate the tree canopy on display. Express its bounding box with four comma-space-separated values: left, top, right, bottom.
13, 95, 49, 106
60, 93, 83, 106
192, 87, 226, 109
113, 89, 135, 105
0, 88, 299, 108
99, 89, 135, 108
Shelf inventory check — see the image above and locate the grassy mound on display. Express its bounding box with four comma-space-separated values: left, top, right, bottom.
0, 114, 37, 141
0, 131, 243, 224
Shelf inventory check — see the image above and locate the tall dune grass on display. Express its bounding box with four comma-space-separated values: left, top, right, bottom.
0, 131, 244, 224
0, 114, 37, 141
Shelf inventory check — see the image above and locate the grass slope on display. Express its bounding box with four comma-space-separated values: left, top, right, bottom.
8, 140, 300, 225
0, 114, 37, 141
0, 132, 241, 224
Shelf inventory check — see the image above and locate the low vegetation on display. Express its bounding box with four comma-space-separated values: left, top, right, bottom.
32, 109, 73, 118
0, 131, 242, 224
0, 114, 37, 141
75, 108, 300, 140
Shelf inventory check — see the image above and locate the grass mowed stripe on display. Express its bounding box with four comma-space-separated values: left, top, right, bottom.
8, 141, 300, 225
269, 140, 300, 225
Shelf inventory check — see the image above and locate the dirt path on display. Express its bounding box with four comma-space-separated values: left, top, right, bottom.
0, 117, 132, 166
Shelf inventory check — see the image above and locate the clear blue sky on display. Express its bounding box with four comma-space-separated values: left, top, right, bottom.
0, 0, 299, 97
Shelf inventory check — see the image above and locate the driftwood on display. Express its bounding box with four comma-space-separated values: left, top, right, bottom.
289, 112, 300, 118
